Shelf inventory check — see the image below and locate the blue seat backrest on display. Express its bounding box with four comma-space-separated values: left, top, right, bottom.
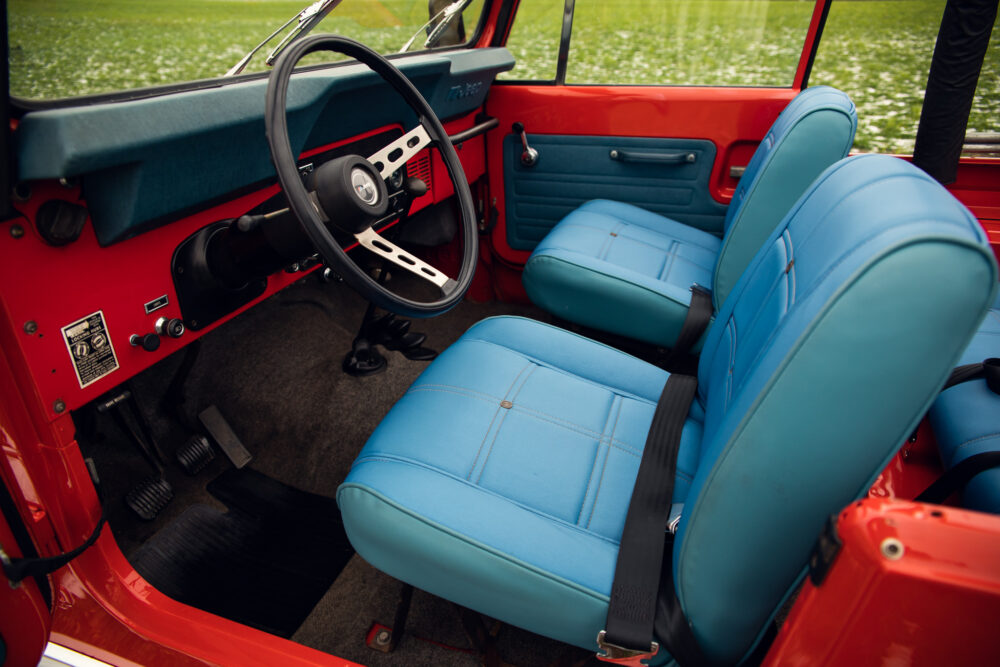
678, 155, 997, 663
712, 86, 857, 310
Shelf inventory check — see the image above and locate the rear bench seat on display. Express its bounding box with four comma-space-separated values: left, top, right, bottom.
929, 291, 1000, 513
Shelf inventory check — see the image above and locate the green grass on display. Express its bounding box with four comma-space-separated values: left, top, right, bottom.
9, 0, 999, 154
505, 0, 816, 86
8, 0, 482, 95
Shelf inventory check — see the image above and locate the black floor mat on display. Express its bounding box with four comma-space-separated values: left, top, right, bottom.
132, 467, 353, 637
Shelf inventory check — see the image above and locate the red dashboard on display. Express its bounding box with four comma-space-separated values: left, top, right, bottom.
0, 114, 486, 422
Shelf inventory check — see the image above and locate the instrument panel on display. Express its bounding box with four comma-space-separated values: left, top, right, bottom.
0, 115, 487, 421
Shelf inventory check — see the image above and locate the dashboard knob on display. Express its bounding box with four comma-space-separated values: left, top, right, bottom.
155, 317, 185, 338
130, 333, 161, 352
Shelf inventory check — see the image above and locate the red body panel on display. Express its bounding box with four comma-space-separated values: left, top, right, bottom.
764, 499, 1000, 666
0, 283, 362, 667
869, 420, 946, 503
944, 159, 1000, 264
0, 504, 51, 667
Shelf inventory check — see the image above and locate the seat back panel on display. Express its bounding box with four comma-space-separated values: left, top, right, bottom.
712, 86, 858, 309
681, 155, 998, 663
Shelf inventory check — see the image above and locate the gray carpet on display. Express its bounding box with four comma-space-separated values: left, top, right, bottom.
80, 269, 596, 665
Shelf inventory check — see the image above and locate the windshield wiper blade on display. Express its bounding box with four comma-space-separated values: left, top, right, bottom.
225, 0, 343, 77
398, 0, 474, 53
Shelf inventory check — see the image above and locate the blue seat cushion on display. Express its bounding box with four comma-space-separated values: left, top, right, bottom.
337, 316, 704, 651
929, 294, 1000, 513
523, 199, 721, 348
523, 86, 856, 350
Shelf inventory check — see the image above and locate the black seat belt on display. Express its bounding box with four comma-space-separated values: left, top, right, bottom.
597, 372, 709, 666
665, 286, 713, 371
916, 451, 1000, 504
943, 358, 1000, 394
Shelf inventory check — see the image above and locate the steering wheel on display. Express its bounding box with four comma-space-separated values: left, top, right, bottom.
265, 34, 478, 318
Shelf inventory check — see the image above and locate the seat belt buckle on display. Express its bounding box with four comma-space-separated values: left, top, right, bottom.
596, 630, 659, 666
690, 283, 712, 298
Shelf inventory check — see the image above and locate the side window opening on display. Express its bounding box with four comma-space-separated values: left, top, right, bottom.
808, 0, 997, 155
500, 0, 815, 86
500, 0, 998, 156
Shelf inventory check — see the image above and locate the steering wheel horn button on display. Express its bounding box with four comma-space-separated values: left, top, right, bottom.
351, 167, 379, 205
312, 155, 389, 234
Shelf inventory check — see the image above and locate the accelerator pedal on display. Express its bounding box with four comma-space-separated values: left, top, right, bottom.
198, 405, 252, 469
176, 434, 216, 475
126, 476, 174, 521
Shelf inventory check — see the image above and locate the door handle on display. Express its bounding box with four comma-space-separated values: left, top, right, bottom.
609, 149, 696, 164
512, 122, 539, 167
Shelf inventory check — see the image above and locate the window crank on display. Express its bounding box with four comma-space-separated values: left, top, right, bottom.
512, 122, 539, 167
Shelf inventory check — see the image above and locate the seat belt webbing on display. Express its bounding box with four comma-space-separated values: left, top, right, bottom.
665, 286, 713, 369
943, 358, 1000, 394
916, 451, 1000, 504
599, 372, 707, 666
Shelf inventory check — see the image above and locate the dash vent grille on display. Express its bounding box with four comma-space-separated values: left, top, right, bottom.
406, 151, 433, 191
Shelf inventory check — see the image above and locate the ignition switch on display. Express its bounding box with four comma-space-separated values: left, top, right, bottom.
155, 317, 185, 339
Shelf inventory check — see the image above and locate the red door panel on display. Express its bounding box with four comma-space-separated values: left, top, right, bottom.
484, 84, 798, 266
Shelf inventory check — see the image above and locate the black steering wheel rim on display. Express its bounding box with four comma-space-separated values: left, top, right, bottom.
265, 34, 478, 318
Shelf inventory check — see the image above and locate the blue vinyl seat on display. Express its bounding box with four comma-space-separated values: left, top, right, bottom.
337, 155, 997, 664
522, 86, 857, 350
929, 292, 1000, 513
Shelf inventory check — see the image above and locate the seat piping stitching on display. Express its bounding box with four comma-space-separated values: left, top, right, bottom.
476, 364, 538, 483
579, 395, 620, 525
586, 397, 625, 529
467, 362, 532, 480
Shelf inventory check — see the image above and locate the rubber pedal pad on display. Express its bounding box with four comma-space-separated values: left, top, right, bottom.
381, 331, 427, 351
176, 434, 216, 475
126, 476, 174, 521
401, 346, 438, 361
199, 406, 253, 469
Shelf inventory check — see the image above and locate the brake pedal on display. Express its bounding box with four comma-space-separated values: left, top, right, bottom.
126, 477, 173, 521
176, 434, 216, 475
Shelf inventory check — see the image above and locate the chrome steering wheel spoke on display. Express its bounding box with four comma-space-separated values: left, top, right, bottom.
367, 125, 432, 180
354, 228, 456, 293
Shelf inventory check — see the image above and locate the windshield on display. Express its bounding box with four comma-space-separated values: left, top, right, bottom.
9, 0, 487, 101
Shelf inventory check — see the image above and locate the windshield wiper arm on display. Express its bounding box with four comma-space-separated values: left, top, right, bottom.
225, 0, 343, 77
398, 0, 474, 53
